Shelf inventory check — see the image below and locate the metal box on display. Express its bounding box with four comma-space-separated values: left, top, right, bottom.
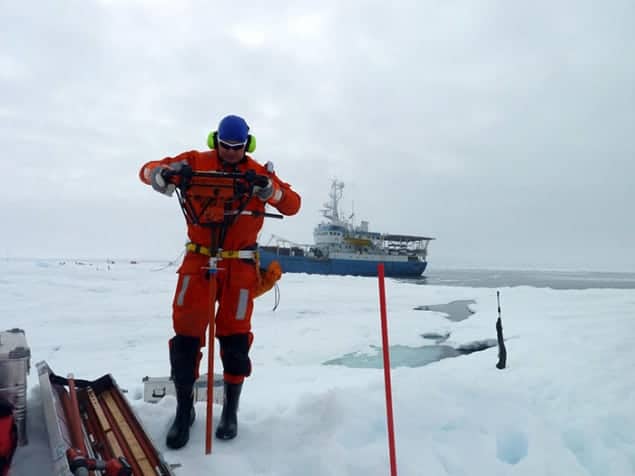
0, 328, 30, 446
143, 373, 224, 406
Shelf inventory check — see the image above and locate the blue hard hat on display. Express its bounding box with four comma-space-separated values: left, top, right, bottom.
217, 115, 249, 142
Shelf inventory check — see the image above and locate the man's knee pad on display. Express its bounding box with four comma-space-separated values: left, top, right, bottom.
169, 334, 201, 387
218, 333, 252, 377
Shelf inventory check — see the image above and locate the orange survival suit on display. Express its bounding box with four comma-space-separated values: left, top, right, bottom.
140, 149, 300, 385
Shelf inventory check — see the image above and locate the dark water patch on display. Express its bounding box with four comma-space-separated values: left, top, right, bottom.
456, 339, 497, 353
323, 339, 497, 369
414, 299, 476, 322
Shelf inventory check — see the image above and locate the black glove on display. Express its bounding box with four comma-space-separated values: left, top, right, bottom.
253, 177, 275, 201
150, 167, 175, 196
150, 162, 191, 196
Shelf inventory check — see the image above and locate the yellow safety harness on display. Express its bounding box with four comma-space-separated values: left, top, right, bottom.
186, 242, 280, 303
185, 242, 258, 260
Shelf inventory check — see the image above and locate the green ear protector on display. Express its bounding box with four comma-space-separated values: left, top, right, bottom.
207, 131, 257, 153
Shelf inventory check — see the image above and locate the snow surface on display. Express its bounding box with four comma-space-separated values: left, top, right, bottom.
3, 259, 635, 475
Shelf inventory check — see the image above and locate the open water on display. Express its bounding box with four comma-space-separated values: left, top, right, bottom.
405, 268, 635, 290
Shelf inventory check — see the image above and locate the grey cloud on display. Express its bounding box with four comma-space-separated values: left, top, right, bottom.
1, 0, 633, 270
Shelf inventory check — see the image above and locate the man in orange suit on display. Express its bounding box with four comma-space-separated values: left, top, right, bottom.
139, 115, 301, 447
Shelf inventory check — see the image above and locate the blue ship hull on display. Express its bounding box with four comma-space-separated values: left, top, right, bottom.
259, 248, 427, 277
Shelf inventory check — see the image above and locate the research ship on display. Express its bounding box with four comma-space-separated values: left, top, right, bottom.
259, 180, 434, 277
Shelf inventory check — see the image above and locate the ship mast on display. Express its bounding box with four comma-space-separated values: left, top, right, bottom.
320, 180, 345, 225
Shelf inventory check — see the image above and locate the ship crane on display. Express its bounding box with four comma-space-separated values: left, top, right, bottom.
264, 234, 306, 248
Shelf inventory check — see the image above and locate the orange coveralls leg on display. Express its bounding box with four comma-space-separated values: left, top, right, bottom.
171, 253, 258, 384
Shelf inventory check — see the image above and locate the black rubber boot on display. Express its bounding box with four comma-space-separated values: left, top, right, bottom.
166, 385, 195, 449
215, 382, 243, 440
166, 335, 200, 449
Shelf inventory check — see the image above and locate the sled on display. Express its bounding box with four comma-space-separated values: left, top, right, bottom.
37, 361, 175, 476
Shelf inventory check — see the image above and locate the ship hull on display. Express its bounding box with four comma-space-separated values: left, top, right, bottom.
259, 248, 427, 277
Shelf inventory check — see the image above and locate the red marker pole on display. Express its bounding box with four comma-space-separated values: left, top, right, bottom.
377, 263, 398, 476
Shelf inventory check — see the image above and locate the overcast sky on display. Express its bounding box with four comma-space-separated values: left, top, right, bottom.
1, 0, 633, 271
